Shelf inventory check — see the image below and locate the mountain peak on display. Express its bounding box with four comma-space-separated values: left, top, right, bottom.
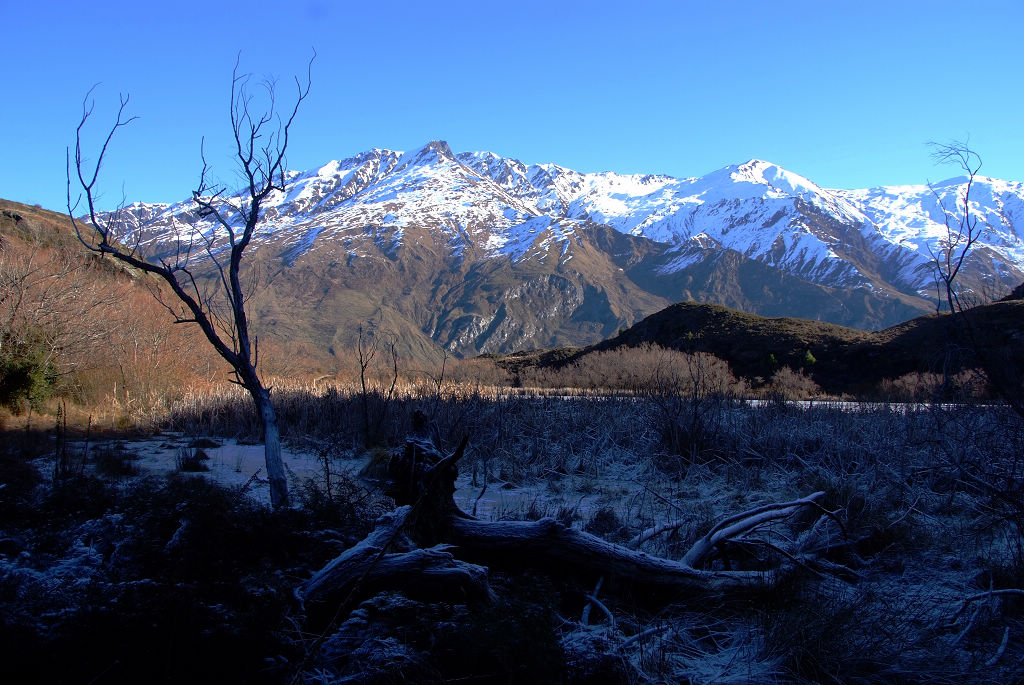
730, 159, 820, 197
395, 140, 456, 171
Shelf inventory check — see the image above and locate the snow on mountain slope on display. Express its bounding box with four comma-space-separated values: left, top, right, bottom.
837, 176, 1024, 281
105, 142, 1024, 301
460, 154, 883, 287
460, 152, 1024, 292
111, 142, 614, 268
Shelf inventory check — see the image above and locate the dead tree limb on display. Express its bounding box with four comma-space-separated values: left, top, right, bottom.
306, 435, 850, 612
448, 515, 792, 594
681, 492, 825, 568
947, 588, 1024, 625
302, 506, 492, 608
630, 519, 688, 549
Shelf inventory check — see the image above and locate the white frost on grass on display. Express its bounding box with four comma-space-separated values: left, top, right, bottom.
79, 434, 333, 507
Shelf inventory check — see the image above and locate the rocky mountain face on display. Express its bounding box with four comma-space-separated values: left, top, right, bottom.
100, 142, 1024, 359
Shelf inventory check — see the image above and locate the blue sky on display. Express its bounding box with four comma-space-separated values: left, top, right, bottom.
3, 0, 1022, 211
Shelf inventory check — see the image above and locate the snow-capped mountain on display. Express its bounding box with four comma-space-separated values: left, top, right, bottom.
458, 152, 1023, 294
102, 142, 1024, 357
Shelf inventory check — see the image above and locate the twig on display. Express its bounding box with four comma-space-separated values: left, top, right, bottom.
472, 478, 488, 519
950, 604, 981, 650
985, 627, 1010, 667
633, 480, 686, 516
582, 593, 615, 629
617, 624, 671, 651
238, 467, 262, 496
949, 589, 1024, 624
581, 576, 603, 626
731, 538, 827, 579
886, 494, 922, 530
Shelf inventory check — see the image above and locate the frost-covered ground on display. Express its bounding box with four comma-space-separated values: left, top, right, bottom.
80, 432, 331, 506
3, 395, 1023, 682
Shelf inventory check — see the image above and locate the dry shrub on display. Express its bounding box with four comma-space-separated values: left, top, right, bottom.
626, 349, 746, 467
1, 241, 127, 410
74, 289, 227, 416
765, 366, 821, 400
443, 357, 511, 387
880, 369, 989, 402
1, 232, 234, 423
517, 344, 745, 396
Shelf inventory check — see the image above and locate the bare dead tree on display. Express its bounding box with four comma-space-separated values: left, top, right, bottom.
356, 323, 400, 445
926, 140, 983, 317
67, 54, 314, 508
921, 141, 1024, 415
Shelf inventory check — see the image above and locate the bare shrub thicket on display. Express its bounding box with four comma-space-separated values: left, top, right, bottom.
925, 404, 1024, 564
515, 344, 746, 396
502, 346, 757, 468
0, 237, 223, 423
879, 368, 990, 402
635, 349, 747, 467
0, 241, 122, 410
441, 356, 512, 387
764, 364, 822, 400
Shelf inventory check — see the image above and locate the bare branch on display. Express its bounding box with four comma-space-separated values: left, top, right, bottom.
948, 588, 1024, 625
925, 140, 983, 316
681, 491, 825, 568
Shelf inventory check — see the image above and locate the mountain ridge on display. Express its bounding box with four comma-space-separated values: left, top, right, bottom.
80, 143, 1024, 358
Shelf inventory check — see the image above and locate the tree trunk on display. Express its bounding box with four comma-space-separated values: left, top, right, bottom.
254, 385, 288, 509
446, 515, 774, 595
302, 506, 493, 610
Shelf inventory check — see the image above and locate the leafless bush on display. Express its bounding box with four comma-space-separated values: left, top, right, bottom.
764, 365, 821, 400
515, 344, 745, 397
443, 357, 510, 387
925, 403, 1024, 569
637, 349, 745, 468
879, 369, 990, 403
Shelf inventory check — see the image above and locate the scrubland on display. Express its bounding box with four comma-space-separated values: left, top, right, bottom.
2, 348, 1023, 683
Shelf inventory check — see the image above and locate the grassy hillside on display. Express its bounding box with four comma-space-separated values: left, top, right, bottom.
0, 199, 231, 422
499, 298, 1024, 397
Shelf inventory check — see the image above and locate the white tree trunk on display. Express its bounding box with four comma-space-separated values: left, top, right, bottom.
257, 387, 288, 509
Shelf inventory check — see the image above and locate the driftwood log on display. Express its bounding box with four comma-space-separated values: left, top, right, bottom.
302, 506, 493, 607
302, 424, 847, 611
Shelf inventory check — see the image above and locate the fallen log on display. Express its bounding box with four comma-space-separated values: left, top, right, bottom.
304, 429, 849, 610
448, 514, 788, 594
302, 506, 492, 608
